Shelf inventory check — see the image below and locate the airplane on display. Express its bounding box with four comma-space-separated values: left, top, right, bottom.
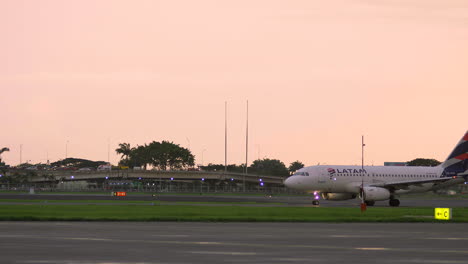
284, 130, 468, 207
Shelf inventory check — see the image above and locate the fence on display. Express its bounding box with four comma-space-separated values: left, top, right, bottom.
0, 181, 305, 195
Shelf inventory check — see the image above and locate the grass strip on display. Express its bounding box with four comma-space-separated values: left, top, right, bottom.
0, 199, 156, 204
0, 190, 308, 196
0, 199, 283, 205
1, 204, 467, 222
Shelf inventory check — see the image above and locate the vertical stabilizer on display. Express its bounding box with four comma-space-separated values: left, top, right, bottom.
441, 131, 468, 177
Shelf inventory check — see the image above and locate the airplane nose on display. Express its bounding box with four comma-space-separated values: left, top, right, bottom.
284, 176, 293, 188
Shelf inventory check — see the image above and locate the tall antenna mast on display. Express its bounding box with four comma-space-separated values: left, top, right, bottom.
224, 101, 227, 173
245, 100, 249, 174
66, 140, 69, 159
360, 135, 367, 212
107, 138, 110, 165
362, 135, 365, 170
244, 100, 248, 192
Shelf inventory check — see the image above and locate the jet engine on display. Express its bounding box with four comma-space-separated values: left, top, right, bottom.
321, 193, 357, 201
362, 187, 391, 201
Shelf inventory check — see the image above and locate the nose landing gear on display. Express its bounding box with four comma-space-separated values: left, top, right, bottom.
389, 198, 400, 207
312, 191, 320, 206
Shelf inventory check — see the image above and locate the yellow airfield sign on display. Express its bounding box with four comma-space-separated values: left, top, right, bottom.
434, 208, 452, 220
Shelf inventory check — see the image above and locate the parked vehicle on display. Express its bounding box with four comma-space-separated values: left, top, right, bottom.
97, 164, 112, 171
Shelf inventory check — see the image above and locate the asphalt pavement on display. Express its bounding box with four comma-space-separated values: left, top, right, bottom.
1, 222, 468, 264
1, 193, 467, 263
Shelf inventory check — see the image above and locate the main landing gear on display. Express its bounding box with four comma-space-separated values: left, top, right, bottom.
389, 198, 400, 207
312, 200, 320, 206
365, 201, 375, 206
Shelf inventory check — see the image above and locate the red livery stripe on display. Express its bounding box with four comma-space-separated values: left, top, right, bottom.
455, 153, 468, 160
464, 132, 468, 141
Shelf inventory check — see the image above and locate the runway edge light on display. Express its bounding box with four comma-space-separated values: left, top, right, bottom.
434, 208, 452, 220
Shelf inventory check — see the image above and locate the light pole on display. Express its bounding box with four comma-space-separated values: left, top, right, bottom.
65, 140, 69, 159
362, 135, 365, 170
107, 138, 110, 165
201, 148, 206, 166
245, 100, 249, 174
244, 100, 248, 192
224, 101, 227, 173
186, 137, 191, 150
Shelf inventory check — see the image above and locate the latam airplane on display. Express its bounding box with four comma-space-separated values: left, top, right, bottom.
284, 131, 468, 207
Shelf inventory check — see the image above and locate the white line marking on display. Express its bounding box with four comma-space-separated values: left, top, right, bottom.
67, 238, 114, 241
189, 251, 257, 256
400, 260, 468, 264
276, 258, 315, 262
427, 237, 468, 240
355, 247, 389, 251
330, 235, 383, 238
152, 235, 189, 238
193, 242, 223, 245
19, 261, 158, 264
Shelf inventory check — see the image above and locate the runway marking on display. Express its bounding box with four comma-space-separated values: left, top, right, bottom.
276, 258, 316, 262
427, 237, 468, 240
193, 242, 223, 245
355, 247, 389, 251
400, 260, 468, 264
7, 235, 453, 252
68, 238, 115, 241
330, 235, 384, 238
8, 235, 468, 256
439, 250, 468, 254
20, 261, 161, 264
189, 251, 257, 256
151, 234, 190, 238
0, 235, 35, 238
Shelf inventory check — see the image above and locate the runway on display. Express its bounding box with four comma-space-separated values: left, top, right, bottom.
0, 193, 467, 207
1, 221, 468, 264
1, 193, 467, 263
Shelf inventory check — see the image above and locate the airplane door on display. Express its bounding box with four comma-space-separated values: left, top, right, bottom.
318, 170, 327, 183
318, 168, 332, 191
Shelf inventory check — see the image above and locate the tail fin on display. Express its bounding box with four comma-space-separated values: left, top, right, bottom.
441, 131, 468, 177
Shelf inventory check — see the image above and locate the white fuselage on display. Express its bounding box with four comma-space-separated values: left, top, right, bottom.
284, 165, 460, 195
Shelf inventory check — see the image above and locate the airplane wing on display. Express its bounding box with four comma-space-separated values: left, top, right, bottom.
369, 176, 462, 191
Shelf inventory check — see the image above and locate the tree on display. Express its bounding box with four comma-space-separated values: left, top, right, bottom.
249, 158, 289, 177
115, 143, 132, 162
200, 163, 244, 173
407, 158, 441, 167
148, 141, 194, 170
0, 147, 10, 164
51, 158, 107, 168
288, 161, 304, 174
128, 144, 150, 169
118, 140, 195, 170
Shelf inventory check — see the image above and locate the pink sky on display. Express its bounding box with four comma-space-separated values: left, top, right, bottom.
1, 0, 467, 167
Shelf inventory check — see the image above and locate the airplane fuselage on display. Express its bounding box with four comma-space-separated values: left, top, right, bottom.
285, 165, 462, 195
284, 131, 467, 206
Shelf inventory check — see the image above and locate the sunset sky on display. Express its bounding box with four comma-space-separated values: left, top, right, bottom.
1, 0, 467, 167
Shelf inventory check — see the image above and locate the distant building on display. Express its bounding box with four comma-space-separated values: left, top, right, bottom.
384, 162, 407, 166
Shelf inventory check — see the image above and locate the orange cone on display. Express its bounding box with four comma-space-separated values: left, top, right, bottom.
360, 203, 367, 212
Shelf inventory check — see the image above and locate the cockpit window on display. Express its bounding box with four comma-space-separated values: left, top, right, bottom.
293, 171, 309, 176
